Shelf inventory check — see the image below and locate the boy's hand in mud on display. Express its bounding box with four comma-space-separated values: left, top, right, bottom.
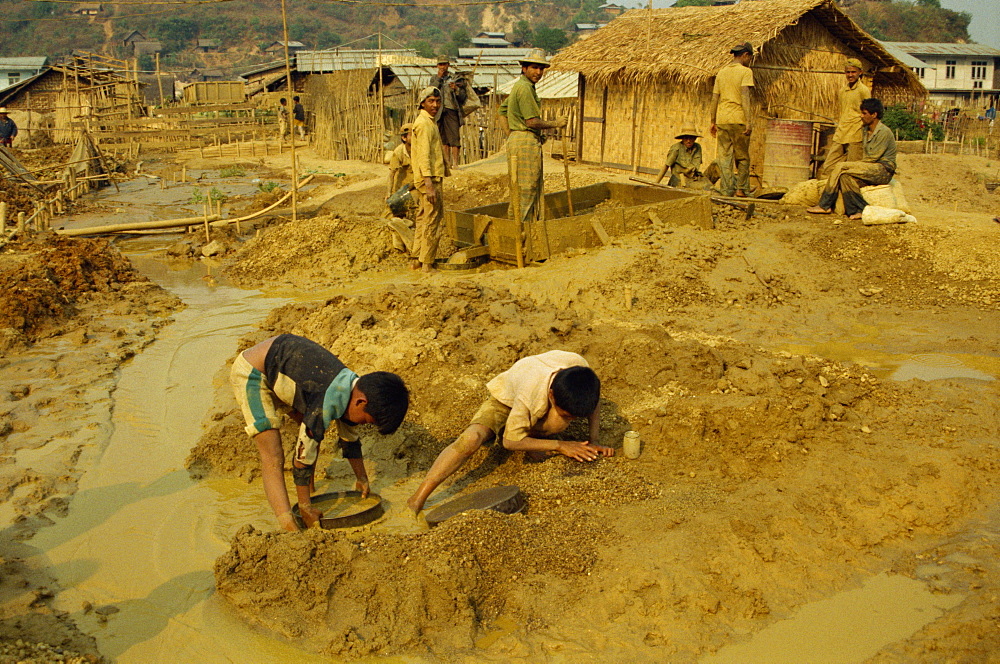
277, 512, 300, 532
355, 479, 370, 498
299, 505, 323, 529
556, 440, 610, 462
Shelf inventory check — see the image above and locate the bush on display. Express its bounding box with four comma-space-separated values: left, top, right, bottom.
219, 166, 245, 178
881, 105, 944, 141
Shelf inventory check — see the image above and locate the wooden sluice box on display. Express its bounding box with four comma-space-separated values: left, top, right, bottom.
446, 182, 713, 264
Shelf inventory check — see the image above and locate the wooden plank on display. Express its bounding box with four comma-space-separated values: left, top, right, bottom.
591, 219, 611, 246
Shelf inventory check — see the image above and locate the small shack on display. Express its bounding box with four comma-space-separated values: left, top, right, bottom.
551, 0, 925, 187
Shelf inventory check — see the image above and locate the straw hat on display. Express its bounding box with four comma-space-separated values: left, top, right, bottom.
675, 126, 701, 139
399, 122, 413, 135
417, 86, 440, 106
518, 48, 551, 68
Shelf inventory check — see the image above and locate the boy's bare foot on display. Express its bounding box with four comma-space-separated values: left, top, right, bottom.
409, 259, 421, 271
806, 206, 832, 214
421, 263, 437, 273
848, 213, 863, 220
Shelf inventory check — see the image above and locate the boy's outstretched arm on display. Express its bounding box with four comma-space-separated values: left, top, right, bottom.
588, 408, 614, 457
348, 457, 369, 497
254, 429, 298, 532
502, 435, 605, 462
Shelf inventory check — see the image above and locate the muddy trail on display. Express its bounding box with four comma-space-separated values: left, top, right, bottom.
1, 145, 999, 663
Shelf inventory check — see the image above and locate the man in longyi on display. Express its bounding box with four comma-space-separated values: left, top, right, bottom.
819, 58, 870, 178
710, 42, 755, 198
807, 97, 897, 220
499, 49, 567, 230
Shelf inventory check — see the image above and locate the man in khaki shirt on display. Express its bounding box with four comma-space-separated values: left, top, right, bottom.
410, 87, 448, 272
407, 350, 613, 514
711, 42, 755, 197
819, 58, 871, 178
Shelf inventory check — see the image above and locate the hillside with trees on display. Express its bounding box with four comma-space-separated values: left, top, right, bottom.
0, 0, 605, 72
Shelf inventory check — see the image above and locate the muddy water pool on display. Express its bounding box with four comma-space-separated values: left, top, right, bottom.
26, 243, 421, 663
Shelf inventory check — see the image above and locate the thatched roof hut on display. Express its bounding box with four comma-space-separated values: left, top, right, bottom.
550, 0, 926, 186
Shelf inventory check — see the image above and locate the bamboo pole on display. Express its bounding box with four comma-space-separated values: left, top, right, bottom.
0, 202, 6, 227
562, 131, 574, 217
56, 214, 222, 236
17, 212, 25, 233
280, 0, 298, 223
156, 53, 165, 107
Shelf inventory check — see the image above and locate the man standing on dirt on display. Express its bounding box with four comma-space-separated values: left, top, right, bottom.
807, 98, 896, 220
499, 50, 567, 231
410, 87, 448, 273
710, 42, 755, 198
292, 96, 306, 141
819, 58, 870, 178
276, 98, 289, 141
429, 57, 466, 169
0, 108, 17, 148
230, 334, 408, 532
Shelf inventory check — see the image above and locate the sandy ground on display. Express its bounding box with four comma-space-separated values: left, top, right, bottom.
2, 141, 1000, 662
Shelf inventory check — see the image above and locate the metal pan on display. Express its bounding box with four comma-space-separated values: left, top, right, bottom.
291, 490, 385, 529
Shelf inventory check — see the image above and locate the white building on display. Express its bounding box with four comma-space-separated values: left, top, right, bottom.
0, 57, 48, 92
882, 41, 1000, 107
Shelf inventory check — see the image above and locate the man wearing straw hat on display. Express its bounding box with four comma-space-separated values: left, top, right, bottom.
0, 108, 17, 148
655, 127, 703, 187
500, 49, 567, 233
429, 57, 466, 169
819, 58, 870, 178
710, 42, 755, 198
410, 87, 448, 273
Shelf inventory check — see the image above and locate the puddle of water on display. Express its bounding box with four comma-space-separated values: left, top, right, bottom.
700, 573, 964, 664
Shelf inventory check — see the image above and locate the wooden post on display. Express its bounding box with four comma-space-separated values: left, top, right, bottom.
155, 52, 165, 107
510, 154, 524, 269
203, 203, 211, 243
181, 165, 187, 182
68, 168, 77, 200
562, 131, 574, 217
17, 212, 25, 233
0, 202, 6, 227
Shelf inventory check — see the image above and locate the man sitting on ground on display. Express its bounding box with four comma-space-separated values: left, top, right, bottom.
655, 127, 703, 187
230, 333, 409, 531
407, 350, 613, 514
807, 97, 896, 220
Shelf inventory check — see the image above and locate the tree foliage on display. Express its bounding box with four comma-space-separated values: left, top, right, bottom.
881, 106, 944, 141
156, 18, 199, 54
533, 26, 568, 54
842, 0, 970, 42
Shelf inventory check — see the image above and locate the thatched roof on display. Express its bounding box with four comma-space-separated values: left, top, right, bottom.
551, 0, 923, 96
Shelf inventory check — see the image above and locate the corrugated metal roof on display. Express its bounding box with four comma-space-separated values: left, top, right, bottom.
497, 70, 579, 99
0, 57, 48, 69
297, 49, 432, 72
386, 63, 521, 91
457, 48, 534, 62
879, 42, 936, 70
470, 37, 512, 47
883, 41, 1000, 58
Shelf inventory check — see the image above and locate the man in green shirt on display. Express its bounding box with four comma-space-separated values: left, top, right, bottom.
499, 50, 567, 233
808, 97, 896, 220
655, 127, 703, 187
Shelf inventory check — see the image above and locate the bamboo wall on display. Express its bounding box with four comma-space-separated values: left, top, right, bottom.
305, 69, 384, 162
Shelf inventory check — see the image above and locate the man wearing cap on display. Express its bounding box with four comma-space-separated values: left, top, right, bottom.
819, 58, 870, 178
499, 50, 567, 233
711, 42, 755, 197
0, 108, 17, 148
808, 97, 896, 220
387, 123, 414, 200
410, 87, 448, 272
429, 57, 466, 169
655, 127, 703, 187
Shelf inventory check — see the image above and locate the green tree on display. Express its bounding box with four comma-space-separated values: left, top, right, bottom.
512, 20, 533, 46
137, 54, 155, 73
533, 26, 568, 54
156, 18, 199, 53
411, 39, 436, 59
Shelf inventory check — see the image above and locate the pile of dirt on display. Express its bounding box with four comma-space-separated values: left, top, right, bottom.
0, 235, 180, 346
895, 153, 1000, 214
224, 213, 407, 289
0, 178, 37, 220
9, 145, 73, 175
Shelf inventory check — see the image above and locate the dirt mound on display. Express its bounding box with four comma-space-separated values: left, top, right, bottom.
216, 506, 606, 658
224, 213, 406, 289
0, 179, 36, 220
896, 153, 1000, 214
0, 235, 179, 345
